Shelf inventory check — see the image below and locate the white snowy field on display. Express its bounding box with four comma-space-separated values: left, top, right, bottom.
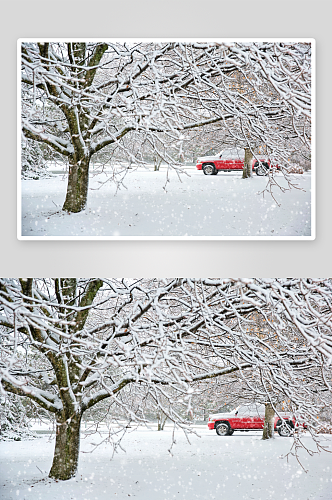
20, 169, 312, 238
1, 428, 331, 500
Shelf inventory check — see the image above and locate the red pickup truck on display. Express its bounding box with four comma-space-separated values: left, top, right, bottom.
208, 404, 297, 437
196, 149, 274, 176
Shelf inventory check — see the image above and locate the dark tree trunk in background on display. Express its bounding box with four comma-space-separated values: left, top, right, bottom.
242, 148, 253, 179
262, 403, 275, 440
157, 411, 168, 431
154, 154, 162, 171
63, 156, 90, 213
49, 412, 82, 480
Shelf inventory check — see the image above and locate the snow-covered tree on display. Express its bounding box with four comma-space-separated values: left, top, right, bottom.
21, 137, 49, 179
21, 41, 312, 212
0, 393, 37, 441
1, 278, 329, 480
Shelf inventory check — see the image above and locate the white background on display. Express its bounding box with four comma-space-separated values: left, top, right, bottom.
2, 0, 330, 276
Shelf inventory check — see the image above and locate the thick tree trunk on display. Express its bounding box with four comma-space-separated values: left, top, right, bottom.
242, 148, 253, 179
262, 403, 275, 440
63, 156, 90, 213
49, 413, 82, 480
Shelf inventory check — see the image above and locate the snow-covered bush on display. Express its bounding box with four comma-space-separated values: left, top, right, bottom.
287, 166, 304, 174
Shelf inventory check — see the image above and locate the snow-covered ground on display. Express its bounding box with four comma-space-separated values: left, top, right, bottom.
20, 169, 313, 238
0, 427, 331, 500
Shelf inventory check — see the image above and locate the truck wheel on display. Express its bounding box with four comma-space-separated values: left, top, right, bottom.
255, 162, 269, 176
203, 164, 216, 175
215, 422, 231, 436
277, 420, 294, 437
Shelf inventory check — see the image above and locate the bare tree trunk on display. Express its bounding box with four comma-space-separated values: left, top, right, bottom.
242, 148, 253, 179
63, 156, 90, 213
262, 403, 275, 440
157, 411, 167, 431
49, 413, 82, 480
154, 155, 162, 171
